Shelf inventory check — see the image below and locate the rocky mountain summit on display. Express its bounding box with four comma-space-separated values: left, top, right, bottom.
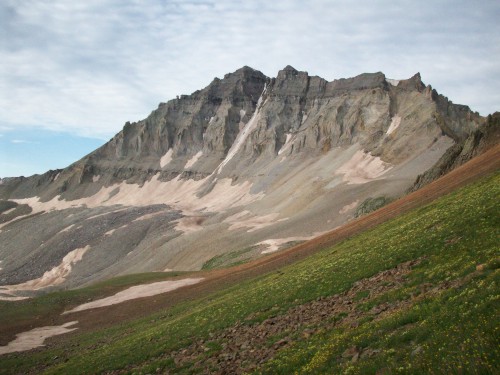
0, 66, 491, 300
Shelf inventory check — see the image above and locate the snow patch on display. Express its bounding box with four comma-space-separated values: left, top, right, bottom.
0, 321, 78, 355
174, 216, 205, 233
239, 109, 246, 119
85, 208, 127, 222
104, 224, 128, 236
185, 151, 202, 169
339, 200, 359, 214
1, 207, 16, 215
63, 278, 204, 314
335, 150, 392, 184
226, 212, 287, 232
132, 212, 164, 222
60, 224, 75, 233
0, 211, 33, 230
278, 133, 294, 156
216, 85, 266, 174
92, 175, 101, 183
0, 294, 28, 301
160, 148, 173, 168
259, 231, 327, 254
386, 115, 401, 135
301, 111, 308, 124
0, 246, 90, 296
386, 78, 400, 86
12, 174, 263, 215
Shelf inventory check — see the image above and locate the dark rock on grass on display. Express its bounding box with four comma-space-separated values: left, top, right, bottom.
161, 259, 422, 374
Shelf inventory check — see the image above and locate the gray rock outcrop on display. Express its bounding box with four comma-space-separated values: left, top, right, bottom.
0, 66, 493, 296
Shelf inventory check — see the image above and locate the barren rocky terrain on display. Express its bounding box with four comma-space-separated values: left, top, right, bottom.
0, 144, 497, 374
0, 66, 489, 300
1, 143, 497, 352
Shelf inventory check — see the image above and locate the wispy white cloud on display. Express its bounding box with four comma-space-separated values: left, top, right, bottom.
11, 139, 35, 144
0, 0, 498, 144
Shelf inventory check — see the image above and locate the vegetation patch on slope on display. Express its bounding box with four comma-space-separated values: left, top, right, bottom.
201, 246, 260, 270
0, 172, 498, 374
354, 196, 391, 218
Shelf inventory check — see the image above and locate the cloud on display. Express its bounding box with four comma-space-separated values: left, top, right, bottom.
11, 139, 34, 144
0, 0, 499, 144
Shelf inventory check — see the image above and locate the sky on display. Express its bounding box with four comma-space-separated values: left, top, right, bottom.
1, 0, 499, 177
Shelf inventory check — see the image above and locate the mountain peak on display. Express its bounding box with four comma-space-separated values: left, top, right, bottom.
0, 65, 488, 298
234, 65, 257, 74
282, 65, 298, 73
397, 72, 425, 92
224, 66, 267, 81
276, 65, 303, 78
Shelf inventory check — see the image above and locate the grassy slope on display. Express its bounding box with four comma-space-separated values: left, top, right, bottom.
1, 171, 499, 374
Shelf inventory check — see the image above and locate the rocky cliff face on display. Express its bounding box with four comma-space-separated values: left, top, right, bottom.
0, 66, 490, 299
0, 66, 482, 201
409, 112, 500, 192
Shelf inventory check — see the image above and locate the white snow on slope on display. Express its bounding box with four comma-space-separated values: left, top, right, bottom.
174, 216, 206, 233
335, 150, 392, 184
185, 151, 202, 169
258, 231, 327, 254
0, 212, 33, 230
0, 321, 78, 355
12, 174, 263, 215
301, 111, 308, 124
0, 246, 90, 299
386, 78, 400, 86
60, 224, 75, 233
386, 115, 402, 135
226, 212, 287, 232
160, 148, 173, 168
278, 133, 294, 156
1, 207, 16, 215
63, 278, 203, 314
216, 85, 266, 174
339, 200, 359, 214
